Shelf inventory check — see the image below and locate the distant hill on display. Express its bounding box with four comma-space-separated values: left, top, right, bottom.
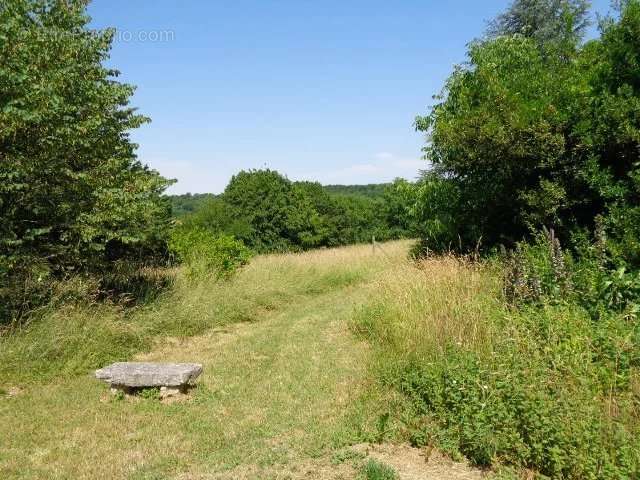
322, 183, 389, 199
168, 184, 390, 217
169, 193, 217, 217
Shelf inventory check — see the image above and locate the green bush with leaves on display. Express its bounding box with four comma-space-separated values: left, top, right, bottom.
169, 227, 252, 280
394, 306, 639, 478
175, 169, 418, 254
354, 254, 640, 479
0, 0, 173, 324
415, 0, 640, 259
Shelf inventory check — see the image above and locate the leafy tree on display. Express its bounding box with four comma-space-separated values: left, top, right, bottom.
169, 193, 217, 217
222, 169, 316, 252
323, 183, 389, 199
487, 0, 591, 46
179, 170, 415, 253
416, 0, 640, 262
416, 34, 583, 248
410, 174, 461, 253
382, 179, 418, 238
180, 197, 252, 241
0, 0, 173, 322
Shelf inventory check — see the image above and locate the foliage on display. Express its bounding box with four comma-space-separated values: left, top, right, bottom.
505, 225, 640, 318
169, 226, 251, 280
177, 170, 418, 253
381, 179, 418, 239
487, 0, 591, 46
169, 193, 217, 217
0, 0, 173, 325
324, 183, 390, 199
360, 459, 398, 480
353, 257, 640, 479
410, 174, 461, 253
396, 5, 640, 476
415, 1, 640, 264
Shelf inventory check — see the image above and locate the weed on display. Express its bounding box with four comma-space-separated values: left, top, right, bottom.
138, 387, 161, 400
360, 459, 398, 480
374, 413, 391, 444
331, 449, 366, 466
353, 255, 640, 478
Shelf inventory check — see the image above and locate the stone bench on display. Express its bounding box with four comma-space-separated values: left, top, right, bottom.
95, 362, 203, 398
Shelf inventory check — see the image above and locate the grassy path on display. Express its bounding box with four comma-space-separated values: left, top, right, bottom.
134, 287, 376, 478
1, 241, 484, 480
1, 243, 399, 479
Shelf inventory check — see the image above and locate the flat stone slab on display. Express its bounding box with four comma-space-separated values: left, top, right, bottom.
95, 362, 203, 388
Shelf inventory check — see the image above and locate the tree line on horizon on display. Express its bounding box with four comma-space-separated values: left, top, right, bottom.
171, 171, 416, 254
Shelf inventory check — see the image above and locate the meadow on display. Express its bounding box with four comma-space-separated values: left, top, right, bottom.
0, 241, 427, 479
2, 242, 638, 480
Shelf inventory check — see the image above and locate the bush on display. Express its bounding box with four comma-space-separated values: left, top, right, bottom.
396, 305, 639, 478
0, 0, 173, 325
361, 460, 398, 480
169, 226, 252, 280
353, 257, 640, 479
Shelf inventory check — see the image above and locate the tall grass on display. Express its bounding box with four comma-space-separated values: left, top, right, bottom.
0, 241, 411, 385
352, 256, 640, 479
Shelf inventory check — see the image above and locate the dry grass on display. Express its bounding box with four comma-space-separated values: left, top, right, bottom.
0, 241, 412, 385
0, 240, 429, 479
353, 255, 502, 361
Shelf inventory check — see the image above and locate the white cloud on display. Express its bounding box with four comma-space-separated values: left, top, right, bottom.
143, 152, 427, 194
143, 158, 229, 195
296, 152, 425, 185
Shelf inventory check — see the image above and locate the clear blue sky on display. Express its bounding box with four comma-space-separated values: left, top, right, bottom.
88, 0, 614, 194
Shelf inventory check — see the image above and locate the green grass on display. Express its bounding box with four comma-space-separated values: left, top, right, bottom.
0, 243, 398, 385
0, 241, 412, 479
6, 240, 630, 479
361, 459, 399, 480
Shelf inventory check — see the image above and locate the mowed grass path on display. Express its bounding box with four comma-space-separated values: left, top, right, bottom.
0, 242, 411, 479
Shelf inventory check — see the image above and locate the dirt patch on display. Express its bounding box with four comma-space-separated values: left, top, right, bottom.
0, 386, 24, 398
179, 444, 485, 480
352, 443, 485, 480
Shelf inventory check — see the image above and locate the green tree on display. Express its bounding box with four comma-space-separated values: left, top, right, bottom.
0, 0, 173, 322
416, 34, 583, 248
222, 169, 316, 252
487, 0, 591, 46
416, 0, 640, 259
382, 178, 418, 238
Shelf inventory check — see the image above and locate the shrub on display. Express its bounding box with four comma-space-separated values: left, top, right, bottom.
0, 0, 173, 325
503, 228, 572, 306
169, 226, 252, 280
361, 460, 398, 480
395, 305, 639, 478
505, 226, 640, 319
353, 257, 640, 479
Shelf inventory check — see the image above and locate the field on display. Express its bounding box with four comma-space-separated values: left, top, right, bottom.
0, 241, 489, 480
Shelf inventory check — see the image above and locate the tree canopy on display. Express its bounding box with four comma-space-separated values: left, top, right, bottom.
178, 170, 417, 253
487, 0, 591, 46
415, 0, 640, 263
1, 0, 173, 322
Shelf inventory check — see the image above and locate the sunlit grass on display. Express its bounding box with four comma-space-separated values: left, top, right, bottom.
0, 240, 414, 479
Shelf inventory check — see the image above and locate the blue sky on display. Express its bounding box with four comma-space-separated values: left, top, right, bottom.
88, 0, 614, 194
